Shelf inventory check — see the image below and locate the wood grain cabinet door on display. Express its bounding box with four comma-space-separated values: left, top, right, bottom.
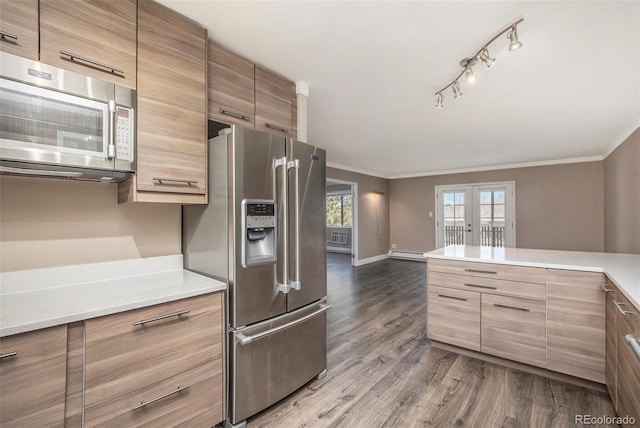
427, 285, 480, 351
0, 0, 38, 60
0, 326, 67, 427
255, 65, 293, 137
39, 0, 137, 88
209, 41, 255, 127
481, 294, 546, 368
547, 270, 606, 383
605, 283, 618, 408
615, 293, 640, 425
136, 0, 207, 197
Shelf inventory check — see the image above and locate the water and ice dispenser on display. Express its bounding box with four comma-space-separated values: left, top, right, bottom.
241, 200, 277, 267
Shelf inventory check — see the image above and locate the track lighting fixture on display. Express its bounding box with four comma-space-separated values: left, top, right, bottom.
507, 26, 523, 50
452, 81, 463, 98
435, 18, 524, 108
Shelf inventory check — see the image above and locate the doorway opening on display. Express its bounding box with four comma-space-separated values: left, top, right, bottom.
326, 179, 358, 266
435, 181, 516, 248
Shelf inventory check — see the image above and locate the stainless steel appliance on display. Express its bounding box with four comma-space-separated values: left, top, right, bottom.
183, 125, 327, 427
0, 52, 135, 182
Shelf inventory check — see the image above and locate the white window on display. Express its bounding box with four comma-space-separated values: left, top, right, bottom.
436, 182, 515, 248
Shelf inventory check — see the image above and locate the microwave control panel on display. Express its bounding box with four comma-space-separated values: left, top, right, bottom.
116, 106, 134, 162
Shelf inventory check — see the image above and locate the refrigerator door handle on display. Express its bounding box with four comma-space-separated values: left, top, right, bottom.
288, 159, 301, 291
235, 304, 330, 345
274, 157, 290, 293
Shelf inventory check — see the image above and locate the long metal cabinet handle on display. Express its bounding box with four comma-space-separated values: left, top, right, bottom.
236, 304, 330, 345
465, 268, 497, 274
288, 159, 301, 291
0, 31, 18, 41
625, 334, 640, 360
265, 122, 289, 134
600, 283, 613, 292
464, 283, 497, 290
132, 384, 190, 410
219, 108, 251, 121
437, 294, 467, 302
133, 310, 190, 326
59, 50, 125, 75
0, 352, 17, 359
613, 300, 632, 316
153, 177, 198, 185
493, 303, 530, 312
275, 157, 289, 293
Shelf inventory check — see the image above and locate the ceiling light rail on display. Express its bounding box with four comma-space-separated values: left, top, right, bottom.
435, 18, 524, 109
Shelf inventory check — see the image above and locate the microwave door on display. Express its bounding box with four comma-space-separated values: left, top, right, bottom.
0, 77, 114, 171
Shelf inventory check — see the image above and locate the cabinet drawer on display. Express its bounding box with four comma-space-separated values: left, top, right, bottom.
0, 325, 67, 427
615, 291, 640, 424
428, 271, 545, 301
85, 292, 223, 408
428, 259, 546, 284
427, 285, 480, 351
85, 358, 224, 427
547, 270, 605, 383
481, 294, 546, 368
0, 0, 39, 60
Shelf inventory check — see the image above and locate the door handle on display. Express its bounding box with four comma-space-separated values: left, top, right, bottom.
288, 159, 301, 291
274, 157, 289, 293
235, 304, 330, 345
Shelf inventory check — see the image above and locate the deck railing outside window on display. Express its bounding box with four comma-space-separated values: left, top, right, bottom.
444, 225, 505, 247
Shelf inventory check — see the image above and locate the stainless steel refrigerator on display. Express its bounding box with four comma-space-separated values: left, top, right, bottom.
183, 125, 327, 427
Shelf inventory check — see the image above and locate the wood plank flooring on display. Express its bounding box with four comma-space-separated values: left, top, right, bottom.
247, 253, 617, 427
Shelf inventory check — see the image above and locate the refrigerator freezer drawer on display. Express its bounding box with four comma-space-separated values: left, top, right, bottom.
229, 301, 328, 424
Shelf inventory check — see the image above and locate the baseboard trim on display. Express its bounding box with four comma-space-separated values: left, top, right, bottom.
389, 251, 427, 262
430, 341, 607, 393
353, 254, 389, 266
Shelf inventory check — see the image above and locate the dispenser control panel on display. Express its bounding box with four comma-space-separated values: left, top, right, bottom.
246, 203, 276, 228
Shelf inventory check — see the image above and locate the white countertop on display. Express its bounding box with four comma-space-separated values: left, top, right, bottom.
0, 255, 226, 337
425, 246, 640, 311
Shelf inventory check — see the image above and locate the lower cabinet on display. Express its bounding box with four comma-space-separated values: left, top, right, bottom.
0, 325, 67, 427
427, 285, 480, 351
84, 292, 225, 427
608, 283, 640, 425
481, 294, 546, 368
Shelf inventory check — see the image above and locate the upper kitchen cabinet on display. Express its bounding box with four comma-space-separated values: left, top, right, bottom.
209, 41, 255, 128
120, 0, 207, 204
0, 0, 39, 60
255, 65, 295, 137
39, 0, 137, 89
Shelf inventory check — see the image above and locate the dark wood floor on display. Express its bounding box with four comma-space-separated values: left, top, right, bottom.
247, 253, 617, 427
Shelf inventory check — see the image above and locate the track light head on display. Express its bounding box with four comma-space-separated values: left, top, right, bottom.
464, 67, 476, 84
452, 81, 463, 98
480, 48, 496, 69
507, 26, 523, 50
435, 92, 444, 108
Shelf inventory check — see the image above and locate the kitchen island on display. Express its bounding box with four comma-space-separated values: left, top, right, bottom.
424, 245, 639, 425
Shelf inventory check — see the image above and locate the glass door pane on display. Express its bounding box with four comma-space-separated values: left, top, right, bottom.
473, 184, 514, 248
437, 186, 472, 248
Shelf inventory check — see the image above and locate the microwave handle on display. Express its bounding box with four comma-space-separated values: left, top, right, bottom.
107, 100, 116, 159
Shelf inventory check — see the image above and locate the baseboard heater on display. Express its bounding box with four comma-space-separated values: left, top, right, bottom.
388, 251, 427, 262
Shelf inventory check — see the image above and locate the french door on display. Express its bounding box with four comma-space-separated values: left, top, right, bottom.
436, 182, 515, 248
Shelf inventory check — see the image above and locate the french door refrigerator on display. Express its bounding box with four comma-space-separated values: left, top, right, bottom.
183, 125, 328, 427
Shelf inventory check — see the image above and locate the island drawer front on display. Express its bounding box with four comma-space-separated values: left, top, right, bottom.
428, 271, 545, 301
428, 259, 546, 285
0, 325, 67, 428
84, 358, 223, 427
427, 285, 480, 351
481, 294, 546, 368
84, 292, 223, 408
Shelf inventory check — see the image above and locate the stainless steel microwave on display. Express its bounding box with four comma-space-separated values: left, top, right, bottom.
0, 52, 135, 182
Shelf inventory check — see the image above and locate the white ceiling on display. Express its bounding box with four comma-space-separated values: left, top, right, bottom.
157, 0, 640, 179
